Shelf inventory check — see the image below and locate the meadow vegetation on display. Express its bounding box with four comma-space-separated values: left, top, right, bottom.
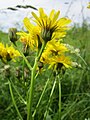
0, 13, 90, 120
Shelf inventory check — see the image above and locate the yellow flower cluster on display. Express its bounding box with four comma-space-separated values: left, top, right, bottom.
0, 42, 20, 63
17, 8, 73, 70
17, 8, 71, 49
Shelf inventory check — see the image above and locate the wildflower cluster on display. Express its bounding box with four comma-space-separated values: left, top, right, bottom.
17, 8, 76, 72
0, 42, 20, 63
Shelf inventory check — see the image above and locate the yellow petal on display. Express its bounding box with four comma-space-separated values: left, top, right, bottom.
58, 18, 71, 26
52, 11, 60, 23
23, 17, 33, 32
39, 8, 46, 18
31, 12, 42, 26
49, 9, 55, 19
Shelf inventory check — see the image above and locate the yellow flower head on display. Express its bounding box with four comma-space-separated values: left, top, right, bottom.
49, 55, 72, 69
0, 43, 7, 60
6, 45, 21, 61
0, 42, 20, 63
17, 17, 41, 50
32, 8, 71, 42
40, 39, 72, 70
40, 51, 72, 70
45, 39, 68, 56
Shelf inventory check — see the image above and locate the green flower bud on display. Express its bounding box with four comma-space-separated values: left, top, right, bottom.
8, 28, 18, 45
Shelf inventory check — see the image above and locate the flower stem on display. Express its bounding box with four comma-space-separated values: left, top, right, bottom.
44, 78, 57, 119
58, 76, 62, 120
27, 57, 38, 120
8, 80, 23, 120
27, 42, 46, 120
11, 80, 26, 105
32, 78, 50, 118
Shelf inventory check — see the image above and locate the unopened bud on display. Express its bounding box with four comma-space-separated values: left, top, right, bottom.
8, 28, 18, 45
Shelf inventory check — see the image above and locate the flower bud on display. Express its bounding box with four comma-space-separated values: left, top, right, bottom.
8, 28, 18, 45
